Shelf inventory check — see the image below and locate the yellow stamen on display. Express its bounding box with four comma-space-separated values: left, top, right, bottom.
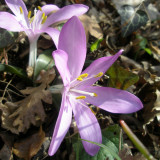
28, 11, 31, 19
94, 72, 103, 78
80, 73, 88, 78
19, 6, 23, 14
76, 96, 86, 100
77, 73, 88, 81
41, 15, 47, 24
42, 13, 45, 20
77, 77, 83, 81
93, 93, 98, 97
38, 6, 42, 11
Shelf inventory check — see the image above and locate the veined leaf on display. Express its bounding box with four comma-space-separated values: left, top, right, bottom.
106, 63, 139, 90
119, 5, 149, 37
73, 125, 122, 160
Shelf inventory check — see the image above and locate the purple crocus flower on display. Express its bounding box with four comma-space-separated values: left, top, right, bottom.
0, 0, 88, 68
49, 16, 143, 156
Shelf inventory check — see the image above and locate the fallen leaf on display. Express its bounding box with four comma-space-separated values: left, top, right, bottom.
106, 63, 139, 90
143, 89, 160, 127
0, 144, 12, 160
12, 126, 45, 160
0, 69, 55, 134
119, 144, 147, 160
79, 14, 103, 41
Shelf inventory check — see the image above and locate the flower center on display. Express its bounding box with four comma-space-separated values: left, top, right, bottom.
69, 72, 106, 100
19, 5, 48, 30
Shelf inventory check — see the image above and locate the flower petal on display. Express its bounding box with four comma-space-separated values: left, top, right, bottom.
43, 4, 89, 28
77, 50, 123, 88
41, 4, 60, 15
43, 27, 60, 48
84, 86, 143, 113
33, 5, 60, 30
58, 16, 86, 81
5, 0, 28, 22
48, 93, 72, 156
0, 12, 24, 31
52, 49, 71, 86
70, 97, 101, 156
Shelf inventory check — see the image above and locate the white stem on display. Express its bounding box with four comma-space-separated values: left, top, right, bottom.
29, 39, 37, 68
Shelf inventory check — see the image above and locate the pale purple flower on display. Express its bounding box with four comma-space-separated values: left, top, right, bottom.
49, 16, 143, 156
0, 0, 88, 68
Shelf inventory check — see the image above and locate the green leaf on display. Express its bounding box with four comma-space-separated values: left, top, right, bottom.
34, 49, 55, 79
102, 125, 122, 150
136, 35, 152, 55
119, 5, 149, 37
137, 35, 148, 49
90, 39, 103, 52
0, 63, 28, 79
106, 63, 139, 90
0, 28, 18, 48
144, 48, 152, 55
73, 125, 122, 160
57, 23, 65, 31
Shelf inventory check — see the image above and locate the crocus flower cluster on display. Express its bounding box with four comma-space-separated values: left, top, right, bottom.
49, 16, 143, 156
0, 0, 143, 157
0, 0, 88, 69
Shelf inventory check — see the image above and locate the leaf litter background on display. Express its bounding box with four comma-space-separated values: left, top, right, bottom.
0, 0, 160, 159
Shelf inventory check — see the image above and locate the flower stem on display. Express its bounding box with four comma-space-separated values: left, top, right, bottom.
120, 120, 155, 160
29, 39, 37, 69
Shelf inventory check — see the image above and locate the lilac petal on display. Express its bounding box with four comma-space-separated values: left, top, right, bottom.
70, 97, 101, 156
77, 50, 123, 89
43, 27, 60, 48
0, 12, 24, 31
5, 0, 28, 22
41, 4, 60, 15
48, 93, 72, 156
84, 86, 143, 113
52, 49, 71, 86
34, 5, 60, 29
58, 16, 86, 81
43, 4, 89, 28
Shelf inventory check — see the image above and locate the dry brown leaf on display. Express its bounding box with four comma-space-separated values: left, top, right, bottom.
12, 126, 45, 160
119, 145, 147, 160
0, 132, 13, 160
79, 14, 103, 41
0, 144, 12, 160
142, 89, 160, 134
0, 69, 55, 134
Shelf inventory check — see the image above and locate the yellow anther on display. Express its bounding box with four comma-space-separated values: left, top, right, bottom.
93, 93, 98, 97
94, 72, 103, 78
42, 12, 45, 20
19, 6, 23, 14
80, 73, 88, 78
38, 6, 42, 11
77, 73, 88, 81
77, 77, 83, 81
76, 96, 86, 100
41, 15, 47, 24
28, 11, 31, 19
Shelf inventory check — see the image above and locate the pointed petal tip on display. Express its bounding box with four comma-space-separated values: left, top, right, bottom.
84, 141, 101, 156
117, 49, 124, 56
72, 4, 89, 13
48, 148, 54, 156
